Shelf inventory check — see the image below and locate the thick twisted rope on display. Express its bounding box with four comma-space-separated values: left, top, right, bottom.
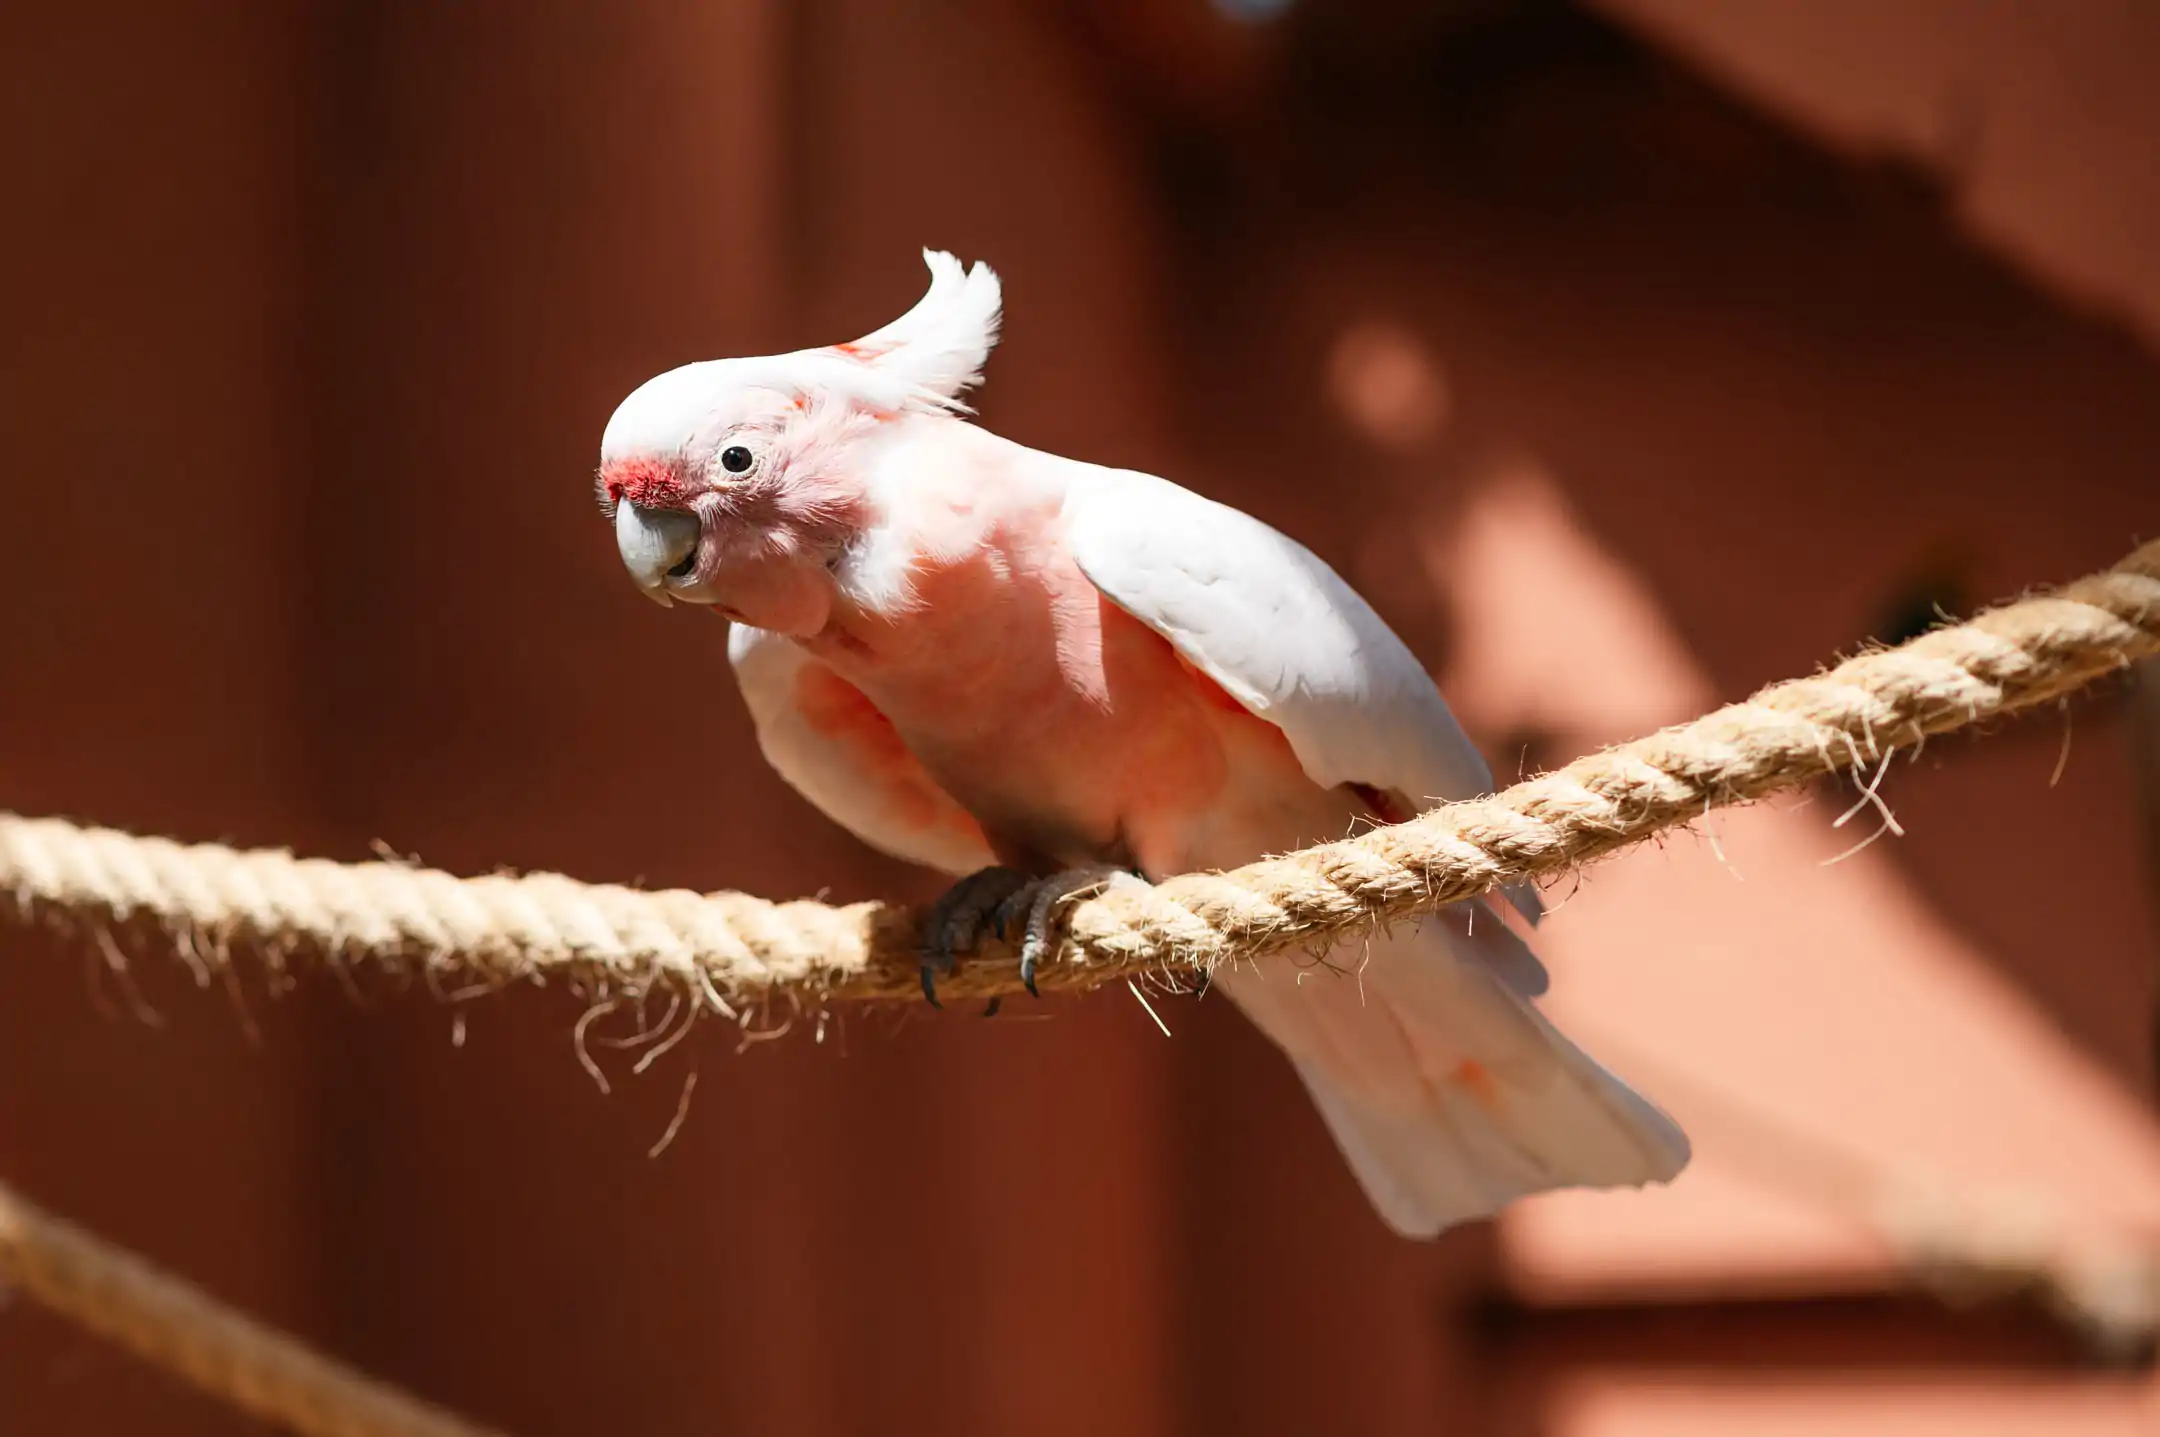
0, 1179, 504, 1437
5, 539, 2159, 1009
1, 539, 2156, 1437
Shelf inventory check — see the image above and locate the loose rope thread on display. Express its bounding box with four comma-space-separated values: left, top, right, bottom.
0, 1180, 504, 1437
5, 540, 2159, 1011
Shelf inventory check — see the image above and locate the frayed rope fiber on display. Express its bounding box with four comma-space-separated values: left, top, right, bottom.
4, 539, 2158, 1013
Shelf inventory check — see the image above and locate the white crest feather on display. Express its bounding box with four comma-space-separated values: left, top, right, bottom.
842, 249, 1002, 413
599, 250, 1003, 468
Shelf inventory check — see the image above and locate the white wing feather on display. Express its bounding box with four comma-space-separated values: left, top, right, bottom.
1063, 469, 1491, 805
1062, 467, 1687, 1235
1062, 467, 1545, 960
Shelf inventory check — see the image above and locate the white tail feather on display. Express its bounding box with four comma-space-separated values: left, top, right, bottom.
1216, 917, 1688, 1238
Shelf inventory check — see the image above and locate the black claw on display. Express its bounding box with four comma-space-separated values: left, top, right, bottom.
1192, 968, 1212, 999
922, 864, 1111, 1013
989, 886, 1035, 943
981, 996, 1002, 1018
920, 865, 1029, 1012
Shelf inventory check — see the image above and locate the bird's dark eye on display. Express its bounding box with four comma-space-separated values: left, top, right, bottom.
720, 445, 754, 474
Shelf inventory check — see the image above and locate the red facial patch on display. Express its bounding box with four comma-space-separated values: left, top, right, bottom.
596, 456, 691, 510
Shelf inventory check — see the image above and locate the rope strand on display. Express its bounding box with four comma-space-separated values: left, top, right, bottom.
1, 539, 2155, 1437
0, 1181, 505, 1437
4, 540, 2157, 1009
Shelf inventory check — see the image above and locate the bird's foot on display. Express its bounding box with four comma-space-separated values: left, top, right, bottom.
919, 864, 1139, 1008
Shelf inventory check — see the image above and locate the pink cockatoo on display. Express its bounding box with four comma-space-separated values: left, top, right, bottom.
598, 251, 1689, 1237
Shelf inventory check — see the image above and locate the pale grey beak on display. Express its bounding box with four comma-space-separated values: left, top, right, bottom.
614, 501, 701, 609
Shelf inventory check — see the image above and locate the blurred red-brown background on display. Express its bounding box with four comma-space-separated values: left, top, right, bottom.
5, 2, 2160, 1433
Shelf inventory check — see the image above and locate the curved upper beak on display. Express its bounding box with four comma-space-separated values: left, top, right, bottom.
614, 501, 701, 608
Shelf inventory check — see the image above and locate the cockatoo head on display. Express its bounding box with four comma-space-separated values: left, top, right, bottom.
597, 250, 1001, 633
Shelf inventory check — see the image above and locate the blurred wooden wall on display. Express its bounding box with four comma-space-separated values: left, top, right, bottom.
4, 4, 2158, 1436
2, 7, 336, 1432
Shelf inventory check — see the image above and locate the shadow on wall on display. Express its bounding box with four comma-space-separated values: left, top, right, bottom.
1146, 0, 2160, 1100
